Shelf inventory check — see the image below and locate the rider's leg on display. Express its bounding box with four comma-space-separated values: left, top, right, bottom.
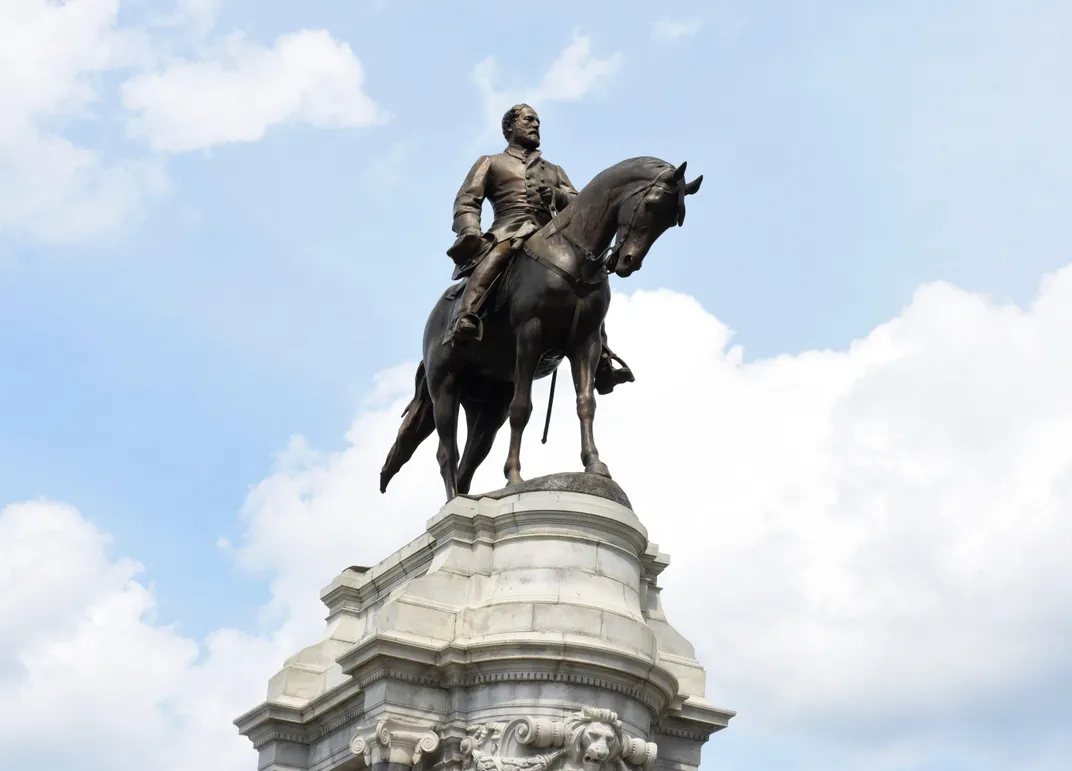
594, 321, 635, 395
453, 240, 513, 339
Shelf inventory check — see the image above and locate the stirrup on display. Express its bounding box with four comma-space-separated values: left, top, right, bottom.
601, 351, 632, 376
453, 313, 483, 343
595, 358, 629, 395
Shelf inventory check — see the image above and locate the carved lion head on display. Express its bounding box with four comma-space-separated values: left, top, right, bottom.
564, 708, 623, 771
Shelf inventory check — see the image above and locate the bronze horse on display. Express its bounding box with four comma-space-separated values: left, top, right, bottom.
380, 156, 703, 501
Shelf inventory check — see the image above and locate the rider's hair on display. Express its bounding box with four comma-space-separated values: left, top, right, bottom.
502, 104, 535, 140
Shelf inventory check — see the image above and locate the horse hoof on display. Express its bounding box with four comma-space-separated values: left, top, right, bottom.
585, 461, 611, 477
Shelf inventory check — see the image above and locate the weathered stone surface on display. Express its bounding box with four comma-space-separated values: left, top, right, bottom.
235, 484, 733, 771
464, 471, 632, 509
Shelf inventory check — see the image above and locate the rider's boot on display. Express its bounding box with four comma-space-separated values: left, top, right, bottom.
594, 325, 635, 394
452, 241, 512, 342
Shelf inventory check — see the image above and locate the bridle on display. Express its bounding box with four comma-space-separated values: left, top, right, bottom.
545, 175, 680, 274
521, 173, 681, 296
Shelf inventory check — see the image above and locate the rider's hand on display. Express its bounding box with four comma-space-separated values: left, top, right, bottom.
538, 185, 555, 206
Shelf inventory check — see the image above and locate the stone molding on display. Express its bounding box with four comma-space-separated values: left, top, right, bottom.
337, 634, 680, 717
321, 491, 651, 623
446, 671, 665, 714
354, 667, 444, 691
315, 707, 365, 741
461, 706, 657, 771
351, 718, 442, 767
342, 661, 670, 716
651, 726, 710, 743
427, 499, 649, 557
252, 729, 307, 750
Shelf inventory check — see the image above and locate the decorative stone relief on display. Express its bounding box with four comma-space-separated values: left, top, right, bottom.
351, 718, 442, 767
461, 707, 657, 771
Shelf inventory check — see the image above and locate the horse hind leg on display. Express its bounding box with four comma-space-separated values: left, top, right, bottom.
457, 386, 511, 495
431, 374, 462, 501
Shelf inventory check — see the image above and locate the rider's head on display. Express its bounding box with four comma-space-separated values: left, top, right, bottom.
503, 104, 541, 150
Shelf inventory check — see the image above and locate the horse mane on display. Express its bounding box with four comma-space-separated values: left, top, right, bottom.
588, 156, 676, 188
552, 156, 677, 234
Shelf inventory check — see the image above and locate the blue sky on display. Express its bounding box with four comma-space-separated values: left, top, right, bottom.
2, 2, 1071, 770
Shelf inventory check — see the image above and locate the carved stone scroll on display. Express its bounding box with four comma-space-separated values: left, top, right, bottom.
351, 718, 442, 768
460, 707, 657, 771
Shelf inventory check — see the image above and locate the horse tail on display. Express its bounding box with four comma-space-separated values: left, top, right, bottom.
380, 360, 435, 493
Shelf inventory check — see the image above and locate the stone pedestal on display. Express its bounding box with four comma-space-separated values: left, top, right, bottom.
235, 474, 734, 771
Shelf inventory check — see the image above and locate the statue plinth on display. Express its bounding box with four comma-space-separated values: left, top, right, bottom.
235, 474, 734, 771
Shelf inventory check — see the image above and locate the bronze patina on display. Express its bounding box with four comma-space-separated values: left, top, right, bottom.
445, 104, 634, 395
381, 104, 702, 501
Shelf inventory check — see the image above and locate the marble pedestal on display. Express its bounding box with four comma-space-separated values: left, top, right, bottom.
235, 474, 734, 771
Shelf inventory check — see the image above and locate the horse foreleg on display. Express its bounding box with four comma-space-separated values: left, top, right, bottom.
504, 320, 543, 486
457, 386, 511, 494
431, 374, 462, 501
569, 330, 610, 477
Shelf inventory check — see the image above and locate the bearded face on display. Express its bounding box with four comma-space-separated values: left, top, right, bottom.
507, 106, 541, 150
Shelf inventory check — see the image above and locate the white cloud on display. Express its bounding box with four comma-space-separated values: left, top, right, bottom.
4, 265, 1072, 768
0, 499, 288, 771
651, 2, 749, 44
178, 0, 222, 36
651, 19, 703, 42
473, 35, 621, 135
0, 0, 164, 242
0, 2, 385, 242
122, 30, 387, 153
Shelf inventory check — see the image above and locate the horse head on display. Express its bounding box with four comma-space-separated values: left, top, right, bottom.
611, 161, 703, 277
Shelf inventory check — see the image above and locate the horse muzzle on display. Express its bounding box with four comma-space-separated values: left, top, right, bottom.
613, 251, 643, 277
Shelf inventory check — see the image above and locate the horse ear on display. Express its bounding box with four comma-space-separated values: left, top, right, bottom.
672, 162, 688, 182
685, 174, 703, 195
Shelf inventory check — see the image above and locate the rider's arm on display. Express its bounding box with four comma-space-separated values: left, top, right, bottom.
452, 156, 492, 236
553, 165, 580, 210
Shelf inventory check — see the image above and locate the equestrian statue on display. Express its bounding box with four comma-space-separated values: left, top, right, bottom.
380, 104, 702, 501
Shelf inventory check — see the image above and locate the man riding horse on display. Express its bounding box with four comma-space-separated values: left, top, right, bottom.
445, 103, 635, 395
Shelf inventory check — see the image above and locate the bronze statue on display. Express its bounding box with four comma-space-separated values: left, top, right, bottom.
381, 104, 702, 501
446, 105, 634, 395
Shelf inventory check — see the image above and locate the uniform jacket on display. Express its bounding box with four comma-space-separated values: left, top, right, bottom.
452, 145, 579, 250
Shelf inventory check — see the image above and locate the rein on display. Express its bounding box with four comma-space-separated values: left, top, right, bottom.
528, 176, 677, 290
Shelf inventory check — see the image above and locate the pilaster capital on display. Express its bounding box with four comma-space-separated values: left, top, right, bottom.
351, 717, 442, 767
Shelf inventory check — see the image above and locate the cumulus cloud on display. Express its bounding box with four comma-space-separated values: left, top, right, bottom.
177, 0, 222, 36
472, 35, 620, 135
0, 0, 164, 242
122, 30, 387, 153
0, 1, 384, 242
4, 266, 1072, 769
0, 500, 288, 771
